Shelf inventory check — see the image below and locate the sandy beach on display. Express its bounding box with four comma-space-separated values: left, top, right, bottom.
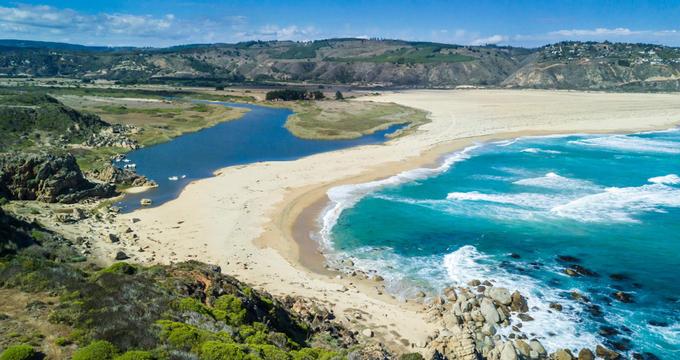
115, 89, 680, 352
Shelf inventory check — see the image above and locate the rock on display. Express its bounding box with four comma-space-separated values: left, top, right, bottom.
514, 340, 531, 358
480, 298, 501, 324
87, 163, 155, 188
612, 291, 634, 303
361, 328, 373, 337
124, 227, 133, 233
557, 255, 580, 263
443, 287, 457, 301
554, 349, 574, 360
598, 326, 618, 337
140, 198, 152, 206
549, 302, 563, 311
529, 340, 547, 357
131, 218, 141, 223
0, 152, 117, 203
468, 279, 481, 287
108, 233, 120, 243
342, 259, 354, 267
578, 348, 595, 360
517, 313, 534, 321
595, 345, 621, 360
481, 323, 496, 336
489, 287, 512, 305
415, 291, 426, 298
372, 275, 384, 282
114, 251, 129, 260
500, 342, 518, 360
563, 265, 597, 277
510, 291, 529, 312
72, 207, 86, 220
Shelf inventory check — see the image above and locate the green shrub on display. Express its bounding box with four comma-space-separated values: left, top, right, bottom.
291, 348, 340, 360
239, 323, 269, 345
176, 297, 212, 317
71, 340, 118, 360
213, 294, 246, 326
156, 321, 231, 351
97, 262, 138, 276
248, 344, 290, 360
114, 350, 155, 360
199, 341, 247, 360
0, 344, 37, 360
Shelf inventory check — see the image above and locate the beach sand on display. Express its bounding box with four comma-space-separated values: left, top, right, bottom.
116, 89, 680, 352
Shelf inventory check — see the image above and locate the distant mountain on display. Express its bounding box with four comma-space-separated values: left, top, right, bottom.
0, 38, 679, 91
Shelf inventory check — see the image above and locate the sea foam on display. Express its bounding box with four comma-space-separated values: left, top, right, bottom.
569, 135, 680, 154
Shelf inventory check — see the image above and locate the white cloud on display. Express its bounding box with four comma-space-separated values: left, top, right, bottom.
548, 27, 639, 37
470, 34, 508, 45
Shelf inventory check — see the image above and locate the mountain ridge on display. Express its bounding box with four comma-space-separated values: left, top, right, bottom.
1, 38, 679, 91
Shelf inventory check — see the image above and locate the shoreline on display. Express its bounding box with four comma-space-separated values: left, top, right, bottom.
112, 89, 680, 354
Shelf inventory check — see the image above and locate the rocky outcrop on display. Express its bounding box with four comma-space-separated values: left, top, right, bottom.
0, 152, 116, 203
84, 124, 139, 149
87, 163, 155, 188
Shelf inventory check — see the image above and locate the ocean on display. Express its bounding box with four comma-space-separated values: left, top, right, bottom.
322, 129, 680, 358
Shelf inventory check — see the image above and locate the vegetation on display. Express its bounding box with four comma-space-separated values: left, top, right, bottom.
0, 344, 37, 360
0, 207, 352, 359
330, 45, 477, 64
266, 89, 325, 101
285, 100, 428, 140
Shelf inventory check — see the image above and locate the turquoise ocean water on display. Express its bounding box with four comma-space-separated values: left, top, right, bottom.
323, 129, 680, 358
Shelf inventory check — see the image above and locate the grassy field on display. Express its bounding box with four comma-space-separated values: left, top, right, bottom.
285, 99, 429, 140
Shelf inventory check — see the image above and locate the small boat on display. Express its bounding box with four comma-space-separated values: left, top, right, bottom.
123, 163, 136, 169
123, 159, 131, 163
180, 175, 187, 179
168, 176, 179, 181
140, 198, 152, 206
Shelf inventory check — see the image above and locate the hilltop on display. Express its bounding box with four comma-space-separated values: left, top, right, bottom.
1, 38, 679, 91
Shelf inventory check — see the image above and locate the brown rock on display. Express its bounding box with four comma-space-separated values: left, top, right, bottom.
578, 348, 595, 360
510, 291, 529, 312
554, 349, 574, 360
595, 345, 621, 360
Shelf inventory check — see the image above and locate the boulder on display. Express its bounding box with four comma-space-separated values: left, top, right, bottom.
107, 233, 120, 243
114, 251, 129, 260
87, 164, 155, 188
529, 340, 547, 357
480, 298, 501, 324
612, 291, 634, 303
443, 287, 457, 301
361, 328, 373, 337
554, 349, 574, 360
578, 348, 595, 360
489, 287, 512, 305
514, 339, 531, 358
500, 342, 518, 360
595, 345, 621, 360
510, 291, 529, 312
0, 152, 116, 203
549, 302, 563, 311
517, 313, 534, 321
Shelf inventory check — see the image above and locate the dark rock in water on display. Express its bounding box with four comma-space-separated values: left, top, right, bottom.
482, 280, 492, 286
648, 320, 669, 327
467, 279, 481, 287
608, 338, 632, 351
509, 253, 521, 259
563, 264, 598, 277
114, 251, 130, 260
569, 291, 590, 303
549, 302, 563, 311
578, 348, 595, 360
517, 313, 534, 321
476, 285, 486, 293
608, 273, 631, 281
611, 291, 634, 303
598, 326, 619, 337
0, 152, 116, 203
595, 345, 621, 360
557, 255, 580, 263
586, 304, 603, 317
632, 352, 661, 360
632, 282, 643, 289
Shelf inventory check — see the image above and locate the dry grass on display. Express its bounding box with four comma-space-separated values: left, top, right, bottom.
285, 100, 429, 139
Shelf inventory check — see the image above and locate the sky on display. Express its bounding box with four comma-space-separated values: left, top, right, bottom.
1, 1, 680, 48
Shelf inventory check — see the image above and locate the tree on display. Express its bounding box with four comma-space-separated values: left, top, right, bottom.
335, 91, 344, 100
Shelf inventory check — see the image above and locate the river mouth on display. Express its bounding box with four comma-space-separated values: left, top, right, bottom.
115, 101, 407, 212
323, 129, 680, 358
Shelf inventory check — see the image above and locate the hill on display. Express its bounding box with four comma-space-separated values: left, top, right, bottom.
0, 38, 679, 90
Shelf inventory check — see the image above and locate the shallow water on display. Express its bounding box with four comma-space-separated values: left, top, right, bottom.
326, 129, 680, 358
117, 102, 405, 211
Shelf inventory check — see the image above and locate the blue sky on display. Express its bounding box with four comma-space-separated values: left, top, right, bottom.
1, 1, 680, 47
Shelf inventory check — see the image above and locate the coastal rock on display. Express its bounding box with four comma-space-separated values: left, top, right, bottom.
0, 152, 117, 203
107, 233, 120, 243
500, 342, 518, 360
87, 164, 156, 188
517, 313, 534, 322
443, 286, 457, 301
612, 291, 634, 303
480, 298, 501, 324
529, 340, 547, 357
514, 340, 531, 358
578, 349, 595, 360
563, 265, 597, 277
595, 345, 621, 360
549, 302, 563, 311
554, 349, 574, 360
510, 291, 529, 313
468, 279, 481, 287
361, 328, 373, 337
114, 251, 129, 260
489, 287, 512, 305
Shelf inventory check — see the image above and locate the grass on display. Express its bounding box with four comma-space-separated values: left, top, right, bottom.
329, 46, 476, 64
285, 100, 429, 140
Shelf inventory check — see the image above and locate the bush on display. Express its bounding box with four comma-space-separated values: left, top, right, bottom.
72, 340, 118, 360
0, 345, 37, 360
334, 91, 343, 100
291, 348, 339, 360
156, 320, 231, 351
249, 344, 290, 360
114, 350, 155, 360
400, 353, 424, 360
176, 297, 212, 317
213, 294, 246, 326
199, 341, 247, 360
